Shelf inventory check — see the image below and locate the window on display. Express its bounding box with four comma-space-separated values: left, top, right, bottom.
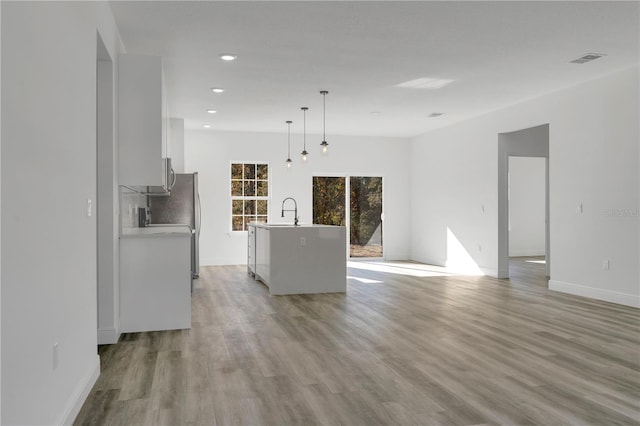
231, 162, 269, 231
313, 175, 383, 258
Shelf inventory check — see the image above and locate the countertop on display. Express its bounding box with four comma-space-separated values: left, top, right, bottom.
121, 225, 192, 238
248, 223, 343, 229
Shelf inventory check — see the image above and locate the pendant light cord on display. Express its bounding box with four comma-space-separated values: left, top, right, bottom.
287, 121, 291, 157
301, 107, 309, 160
322, 92, 326, 141
288, 123, 291, 157
320, 90, 329, 151
286, 120, 292, 160
302, 107, 308, 150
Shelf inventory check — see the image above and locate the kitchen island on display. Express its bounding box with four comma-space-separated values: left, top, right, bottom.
248, 223, 347, 295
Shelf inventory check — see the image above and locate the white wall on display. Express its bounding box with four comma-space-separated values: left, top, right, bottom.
170, 118, 185, 173
509, 157, 546, 256
0, 1, 3, 420
409, 117, 500, 275
185, 130, 411, 265
1, 2, 122, 424
411, 67, 639, 307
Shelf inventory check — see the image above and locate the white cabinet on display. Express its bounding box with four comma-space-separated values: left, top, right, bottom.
120, 227, 192, 332
118, 53, 170, 187
248, 225, 271, 282
248, 225, 256, 275
248, 224, 346, 295
255, 226, 270, 283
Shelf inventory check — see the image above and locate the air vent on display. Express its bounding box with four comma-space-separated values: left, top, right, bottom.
428, 112, 444, 118
571, 53, 606, 64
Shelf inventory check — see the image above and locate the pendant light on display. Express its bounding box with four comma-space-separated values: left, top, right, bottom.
300, 107, 309, 161
320, 90, 329, 154
285, 120, 293, 168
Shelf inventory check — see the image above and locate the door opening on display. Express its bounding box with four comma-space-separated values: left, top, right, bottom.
508, 156, 547, 283
313, 175, 384, 259
498, 124, 550, 280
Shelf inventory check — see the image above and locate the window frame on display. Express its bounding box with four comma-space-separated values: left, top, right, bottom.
230, 161, 270, 232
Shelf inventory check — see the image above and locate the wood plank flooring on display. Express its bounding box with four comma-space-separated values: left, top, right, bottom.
75, 258, 640, 425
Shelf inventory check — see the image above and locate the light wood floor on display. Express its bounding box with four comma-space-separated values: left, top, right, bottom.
75, 258, 640, 425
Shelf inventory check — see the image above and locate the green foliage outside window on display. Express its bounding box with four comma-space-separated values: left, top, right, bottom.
350, 177, 383, 246
231, 162, 269, 230
313, 175, 383, 258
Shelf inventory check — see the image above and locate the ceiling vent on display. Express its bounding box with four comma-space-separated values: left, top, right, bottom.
570, 53, 606, 64
428, 112, 444, 118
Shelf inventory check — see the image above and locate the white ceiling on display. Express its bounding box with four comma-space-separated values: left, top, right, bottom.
109, 1, 639, 138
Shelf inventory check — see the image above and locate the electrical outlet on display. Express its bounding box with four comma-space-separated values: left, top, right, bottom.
602, 260, 609, 270
300, 237, 306, 246
87, 198, 92, 217
53, 342, 59, 370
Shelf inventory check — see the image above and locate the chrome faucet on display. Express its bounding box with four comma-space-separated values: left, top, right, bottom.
281, 197, 299, 226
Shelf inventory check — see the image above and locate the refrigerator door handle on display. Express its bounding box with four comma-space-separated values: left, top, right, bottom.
170, 168, 177, 189
196, 191, 201, 233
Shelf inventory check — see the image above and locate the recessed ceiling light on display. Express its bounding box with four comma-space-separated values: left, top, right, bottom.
202, 124, 211, 128
211, 88, 224, 93
207, 110, 217, 114
219, 54, 237, 61
396, 77, 454, 90
570, 53, 606, 64
428, 112, 444, 118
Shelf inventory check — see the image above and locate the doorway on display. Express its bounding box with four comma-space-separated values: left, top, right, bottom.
313, 175, 384, 259
96, 34, 118, 344
508, 156, 547, 283
498, 124, 550, 279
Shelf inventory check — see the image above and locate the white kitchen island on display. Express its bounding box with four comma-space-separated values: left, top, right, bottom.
248, 223, 347, 295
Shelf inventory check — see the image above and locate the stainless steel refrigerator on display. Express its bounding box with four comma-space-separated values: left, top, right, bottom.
148, 173, 200, 278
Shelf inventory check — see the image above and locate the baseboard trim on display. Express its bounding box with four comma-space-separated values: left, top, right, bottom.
59, 354, 100, 425
549, 279, 640, 308
97, 327, 120, 345
480, 267, 499, 278
411, 256, 446, 268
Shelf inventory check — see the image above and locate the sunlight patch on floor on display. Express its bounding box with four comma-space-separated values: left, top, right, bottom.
347, 276, 384, 284
347, 261, 458, 278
